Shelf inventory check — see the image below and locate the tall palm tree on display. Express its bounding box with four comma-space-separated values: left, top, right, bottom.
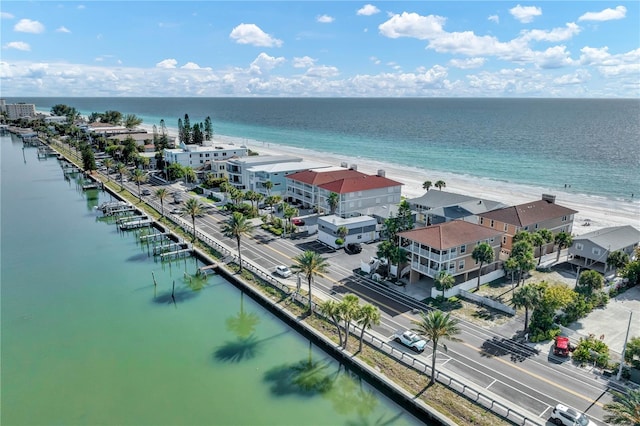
339, 294, 360, 350
319, 299, 344, 347
356, 303, 381, 353
263, 180, 273, 196
554, 231, 573, 262
512, 284, 542, 331
434, 180, 446, 191
603, 389, 640, 425
116, 163, 128, 190
327, 192, 339, 215
511, 240, 535, 286
434, 270, 455, 299
155, 188, 168, 217
376, 240, 395, 278
412, 310, 461, 385
472, 242, 495, 291
103, 158, 114, 181
532, 229, 554, 264
291, 251, 330, 314
422, 180, 432, 191
221, 212, 253, 273
131, 169, 148, 200
183, 198, 204, 242
264, 195, 281, 219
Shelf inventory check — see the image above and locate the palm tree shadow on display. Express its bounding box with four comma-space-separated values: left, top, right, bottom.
213, 330, 290, 364
415, 381, 434, 398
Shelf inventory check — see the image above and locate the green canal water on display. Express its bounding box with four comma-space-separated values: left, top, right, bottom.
1, 134, 423, 426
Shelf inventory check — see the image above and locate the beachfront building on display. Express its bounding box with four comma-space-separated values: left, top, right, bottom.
286, 166, 403, 217
317, 215, 379, 249
407, 190, 507, 226
399, 220, 503, 284
225, 155, 321, 193
568, 225, 640, 276
477, 194, 577, 257
164, 142, 248, 169
44, 116, 69, 124
4, 102, 36, 120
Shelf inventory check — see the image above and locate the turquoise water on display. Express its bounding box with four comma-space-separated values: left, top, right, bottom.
11, 97, 640, 200
1, 134, 421, 426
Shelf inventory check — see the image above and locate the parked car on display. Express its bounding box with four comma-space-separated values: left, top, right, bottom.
275, 265, 292, 278
170, 208, 184, 215
344, 243, 362, 254
391, 330, 427, 353
550, 404, 596, 426
141, 189, 151, 196
292, 218, 305, 226
553, 336, 574, 357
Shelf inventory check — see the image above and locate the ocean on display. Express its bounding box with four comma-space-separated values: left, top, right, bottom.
0, 133, 421, 425
8, 97, 640, 201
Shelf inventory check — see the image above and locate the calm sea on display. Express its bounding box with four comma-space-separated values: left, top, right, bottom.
0, 133, 421, 425
9, 97, 640, 200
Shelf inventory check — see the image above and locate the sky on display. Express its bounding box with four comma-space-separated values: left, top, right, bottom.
1, 1, 639, 98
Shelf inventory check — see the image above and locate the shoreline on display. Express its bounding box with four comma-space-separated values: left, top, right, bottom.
140, 123, 639, 237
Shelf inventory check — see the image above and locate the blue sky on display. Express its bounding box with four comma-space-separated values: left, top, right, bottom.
1, 1, 638, 97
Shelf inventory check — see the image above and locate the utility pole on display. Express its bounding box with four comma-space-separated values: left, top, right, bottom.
617, 310, 633, 381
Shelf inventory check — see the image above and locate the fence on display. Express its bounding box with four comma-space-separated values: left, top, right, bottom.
432, 269, 505, 299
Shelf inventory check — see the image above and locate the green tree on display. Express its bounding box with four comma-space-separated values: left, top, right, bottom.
576, 270, 604, 296
396, 199, 414, 232
116, 163, 128, 190
263, 180, 273, 196
472, 242, 495, 291
221, 212, 253, 273
81, 145, 96, 173
512, 284, 542, 331
607, 250, 630, 276
291, 251, 330, 314
532, 229, 554, 264
412, 310, 461, 385
504, 257, 519, 284
183, 198, 204, 242
339, 294, 360, 350
336, 226, 348, 245
327, 192, 339, 215
131, 169, 148, 200
155, 188, 168, 217
511, 240, 535, 286
264, 195, 281, 219
603, 389, 640, 426
356, 303, 381, 353
624, 336, 640, 369
319, 300, 344, 348
167, 163, 185, 181
123, 114, 143, 129
192, 124, 204, 145
512, 230, 531, 244
102, 110, 123, 125
434, 180, 446, 191
554, 231, 573, 262
376, 240, 395, 278
391, 245, 409, 281
623, 259, 640, 287
183, 114, 192, 144
204, 116, 213, 141
434, 271, 455, 299
422, 180, 432, 191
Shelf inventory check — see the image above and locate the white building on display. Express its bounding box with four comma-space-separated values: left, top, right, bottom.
164, 142, 248, 168
226, 155, 307, 191
5, 103, 36, 120
247, 160, 331, 196
317, 215, 379, 249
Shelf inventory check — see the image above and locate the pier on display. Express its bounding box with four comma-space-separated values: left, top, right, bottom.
160, 246, 193, 260
119, 218, 153, 230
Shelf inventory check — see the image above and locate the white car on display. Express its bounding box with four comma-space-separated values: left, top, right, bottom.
274, 265, 292, 278
550, 404, 596, 426
392, 330, 427, 353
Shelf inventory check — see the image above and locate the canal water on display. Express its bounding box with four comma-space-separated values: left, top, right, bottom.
1, 134, 422, 426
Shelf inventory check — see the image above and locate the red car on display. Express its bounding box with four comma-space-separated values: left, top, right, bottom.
292, 218, 305, 226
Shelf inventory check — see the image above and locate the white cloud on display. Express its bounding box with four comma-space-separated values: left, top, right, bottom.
156, 58, 178, 69
448, 57, 485, 69
56, 26, 71, 33
14, 18, 45, 34
488, 15, 499, 24
519, 22, 581, 43
534, 45, 574, 69
509, 5, 542, 24
357, 4, 380, 16
369, 56, 381, 65
249, 52, 285, 75
229, 23, 283, 47
316, 15, 334, 24
305, 65, 339, 78
1, 12, 15, 19
553, 70, 591, 86
378, 12, 445, 40
578, 5, 626, 22
292, 56, 316, 68
3, 41, 31, 51
181, 62, 204, 70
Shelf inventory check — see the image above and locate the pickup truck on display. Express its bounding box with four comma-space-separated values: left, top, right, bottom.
392, 330, 427, 353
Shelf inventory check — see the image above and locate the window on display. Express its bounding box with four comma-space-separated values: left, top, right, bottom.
524, 226, 529, 231
460, 244, 466, 253
458, 260, 465, 270
575, 243, 583, 251
592, 248, 601, 256
562, 215, 568, 221
534, 224, 539, 229
503, 223, 508, 231
502, 236, 507, 244
480, 217, 484, 225
490, 220, 494, 228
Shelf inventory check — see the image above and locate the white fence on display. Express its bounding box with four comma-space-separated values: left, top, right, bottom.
431, 269, 505, 299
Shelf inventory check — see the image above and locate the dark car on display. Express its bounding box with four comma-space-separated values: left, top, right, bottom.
345, 243, 362, 254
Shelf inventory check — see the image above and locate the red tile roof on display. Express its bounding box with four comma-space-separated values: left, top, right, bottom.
319, 175, 403, 194
479, 199, 578, 227
286, 169, 366, 185
399, 220, 503, 249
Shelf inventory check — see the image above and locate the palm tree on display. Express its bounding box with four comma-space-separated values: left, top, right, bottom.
283, 204, 299, 234
422, 180, 432, 191
319, 299, 344, 347
263, 180, 273, 196
434, 271, 455, 299
577, 270, 604, 295
511, 240, 535, 286
434, 180, 446, 191
291, 251, 330, 314
131, 169, 147, 200
376, 240, 395, 278
327, 192, 339, 215
103, 158, 114, 181
116, 163, 128, 190
603, 389, 640, 425
339, 294, 360, 350
221, 212, 253, 273
336, 226, 348, 246
607, 250, 630, 276
155, 188, 168, 217
512, 284, 542, 331
504, 257, 519, 285
472, 242, 495, 291
264, 195, 281, 219
183, 198, 204, 242
532, 229, 554, 264
554, 231, 573, 262
391, 246, 409, 281
412, 310, 461, 385
356, 303, 381, 353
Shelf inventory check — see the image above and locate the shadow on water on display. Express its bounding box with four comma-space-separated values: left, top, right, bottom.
214, 330, 290, 364
127, 252, 150, 262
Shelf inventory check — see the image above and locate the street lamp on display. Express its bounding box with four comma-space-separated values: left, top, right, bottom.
617, 310, 633, 381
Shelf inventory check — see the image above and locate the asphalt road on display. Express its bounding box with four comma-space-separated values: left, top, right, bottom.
127, 178, 616, 426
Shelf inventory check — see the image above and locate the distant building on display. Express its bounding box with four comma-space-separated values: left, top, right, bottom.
569, 225, 640, 276
164, 142, 248, 168
5, 102, 36, 120
406, 190, 507, 226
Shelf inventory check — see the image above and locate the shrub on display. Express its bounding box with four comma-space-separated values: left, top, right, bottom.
572, 334, 610, 367
335, 238, 344, 246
